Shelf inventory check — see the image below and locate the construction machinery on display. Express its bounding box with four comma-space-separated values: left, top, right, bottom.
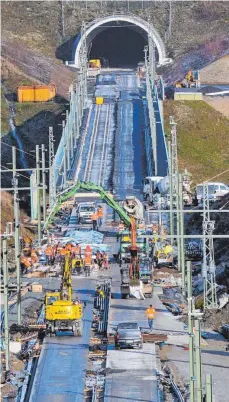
89, 59, 101, 69
174, 70, 199, 89
45, 254, 83, 336
153, 242, 174, 268
44, 181, 148, 300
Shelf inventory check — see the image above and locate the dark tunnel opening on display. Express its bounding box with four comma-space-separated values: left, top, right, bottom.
89, 27, 148, 68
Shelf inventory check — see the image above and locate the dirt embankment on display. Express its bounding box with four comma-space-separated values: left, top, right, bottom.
1, 191, 34, 240
1, 38, 75, 98
200, 55, 229, 84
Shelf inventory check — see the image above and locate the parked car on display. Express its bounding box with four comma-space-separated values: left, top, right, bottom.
219, 324, 229, 340
114, 322, 143, 349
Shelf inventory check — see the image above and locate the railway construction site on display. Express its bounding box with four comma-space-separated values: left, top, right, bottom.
1, 2, 229, 402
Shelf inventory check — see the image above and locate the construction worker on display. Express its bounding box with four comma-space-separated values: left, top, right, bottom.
72, 243, 81, 257
96, 250, 103, 270
91, 211, 98, 231
102, 252, 109, 270
84, 245, 92, 276
145, 305, 156, 332
97, 206, 103, 227
45, 246, 53, 265
31, 249, 39, 265
20, 256, 31, 273
65, 243, 72, 252
60, 247, 67, 262
97, 286, 105, 298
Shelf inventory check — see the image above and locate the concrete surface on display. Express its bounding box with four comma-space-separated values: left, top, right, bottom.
29, 276, 97, 402
104, 265, 186, 402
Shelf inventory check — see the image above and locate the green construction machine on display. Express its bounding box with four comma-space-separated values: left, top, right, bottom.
44, 181, 131, 230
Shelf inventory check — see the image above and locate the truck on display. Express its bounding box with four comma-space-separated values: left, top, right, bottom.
119, 230, 148, 265
143, 174, 193, 206
45, 255, 83, 336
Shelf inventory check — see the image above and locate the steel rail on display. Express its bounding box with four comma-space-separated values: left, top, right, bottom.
86, 105, 102, 181
84, 105, 101, 181
102, 104, 113, 187
74, 105, 93, 182
98, 104, 111, 186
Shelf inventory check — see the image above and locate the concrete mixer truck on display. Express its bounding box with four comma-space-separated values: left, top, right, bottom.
143, 175, 192, 206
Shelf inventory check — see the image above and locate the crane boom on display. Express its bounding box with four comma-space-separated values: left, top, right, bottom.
45, 181, 131, 229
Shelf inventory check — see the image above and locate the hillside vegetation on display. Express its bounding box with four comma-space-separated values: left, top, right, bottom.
164, 100, 229, 185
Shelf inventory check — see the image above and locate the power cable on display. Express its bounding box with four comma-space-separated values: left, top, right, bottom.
1, 141, 36, 158
0, 165, 30, 180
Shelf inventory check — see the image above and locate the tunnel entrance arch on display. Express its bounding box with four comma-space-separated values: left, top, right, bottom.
74, 14, 170, 68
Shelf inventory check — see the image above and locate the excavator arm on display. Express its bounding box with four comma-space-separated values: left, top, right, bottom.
44, 181, 131, 229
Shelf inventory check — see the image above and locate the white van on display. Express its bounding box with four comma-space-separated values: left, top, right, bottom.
196, 182, 229, 204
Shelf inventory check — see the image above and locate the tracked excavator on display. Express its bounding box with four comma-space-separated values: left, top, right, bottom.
45, 253, 83, 336
45, 181, 147, 299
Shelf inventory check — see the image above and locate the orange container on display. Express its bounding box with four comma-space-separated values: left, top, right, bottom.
17, 85, 56, 102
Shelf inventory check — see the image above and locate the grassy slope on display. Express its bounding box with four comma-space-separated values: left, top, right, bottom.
164, 100, 229, 185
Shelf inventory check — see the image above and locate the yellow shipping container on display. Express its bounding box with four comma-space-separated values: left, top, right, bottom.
174, 92, 203, 101
96, 97, 104, 105
18, 85, 56, 103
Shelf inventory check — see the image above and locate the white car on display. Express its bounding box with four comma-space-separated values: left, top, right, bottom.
76, 202, 96, 224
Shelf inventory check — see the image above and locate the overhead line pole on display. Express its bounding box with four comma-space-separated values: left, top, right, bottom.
12, 146, 21, 325
36, 145, 41, 245
41, 144, 46, 223
3, 237, 9, 371
187, 261, 195, 402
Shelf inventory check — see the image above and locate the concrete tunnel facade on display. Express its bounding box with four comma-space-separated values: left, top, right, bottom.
74, 14, 171, 68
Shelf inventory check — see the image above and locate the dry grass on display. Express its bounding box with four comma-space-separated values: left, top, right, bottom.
164, 100, 229, 185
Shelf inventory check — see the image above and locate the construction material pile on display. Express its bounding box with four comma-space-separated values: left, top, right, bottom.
84, 280, 111, 400
64, 229, 104, 244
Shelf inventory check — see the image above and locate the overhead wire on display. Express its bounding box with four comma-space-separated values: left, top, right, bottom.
1, 141, 36, 158
0, 165, 30, 180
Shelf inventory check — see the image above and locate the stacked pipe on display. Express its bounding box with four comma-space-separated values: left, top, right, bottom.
85, 279, 111, 401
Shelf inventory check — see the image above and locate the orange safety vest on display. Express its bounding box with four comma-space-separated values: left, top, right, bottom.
91, 212, 98, 221
146, 308, 155, 319
21, 257, 31, 268
60, 248, 67, 256
97, 208, 103, 218
45, 247, 53, 256
65, 243, 72, 251
84, 255, 92, 265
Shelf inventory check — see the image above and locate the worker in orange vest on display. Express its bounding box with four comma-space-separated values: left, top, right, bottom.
145, 305, 156, 332
97, 206, 103, 227
31, 249, 39, 265
84, 245, 92, 277
91, 211, 98, 230
45, 246, 53, 265
65, 243, 72, 252
72, 243, 81, 257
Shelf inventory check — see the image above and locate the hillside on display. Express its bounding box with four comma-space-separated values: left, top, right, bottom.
164, 100, 229, 185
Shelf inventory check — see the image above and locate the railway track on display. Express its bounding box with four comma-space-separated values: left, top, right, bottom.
83, 104, 101, 181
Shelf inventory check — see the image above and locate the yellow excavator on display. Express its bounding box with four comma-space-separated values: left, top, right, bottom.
45, 254, 83, 336
175, 70, 199, 88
